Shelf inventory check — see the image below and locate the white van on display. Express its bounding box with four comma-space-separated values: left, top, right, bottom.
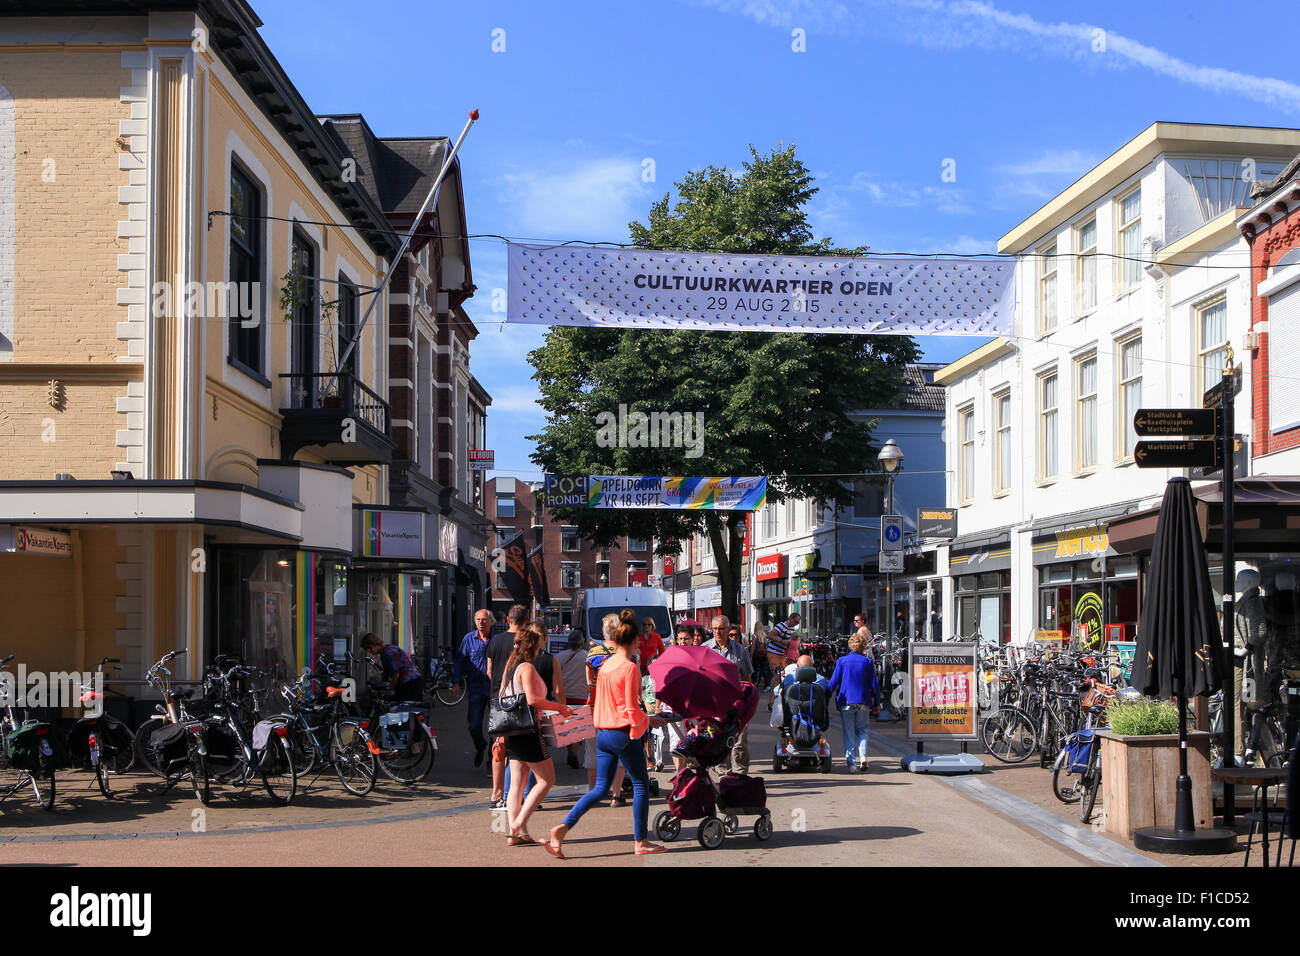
570, 587, 672, 648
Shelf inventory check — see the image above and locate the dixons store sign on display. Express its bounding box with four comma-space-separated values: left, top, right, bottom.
507, 244, 1013, 336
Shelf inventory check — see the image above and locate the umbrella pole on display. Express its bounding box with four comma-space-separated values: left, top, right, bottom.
1174, 694, 1194, 833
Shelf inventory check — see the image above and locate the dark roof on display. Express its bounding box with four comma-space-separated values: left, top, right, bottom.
1250, 152, 1300, 201
899, 363, 946, 412
318, 115, 450, 216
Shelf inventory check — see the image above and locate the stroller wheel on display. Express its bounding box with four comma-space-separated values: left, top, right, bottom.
754, 814, 773, 841
697, 817, 725, 850
722, 813, 738, 835
654, 810, 681, 842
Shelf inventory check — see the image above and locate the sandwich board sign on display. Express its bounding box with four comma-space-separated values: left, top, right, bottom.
907, 642, 978, 741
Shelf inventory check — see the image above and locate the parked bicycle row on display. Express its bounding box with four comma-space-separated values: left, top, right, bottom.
0, 648, 440, 813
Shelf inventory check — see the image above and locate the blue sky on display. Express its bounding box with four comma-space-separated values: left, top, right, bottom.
258, 0, 1300, 480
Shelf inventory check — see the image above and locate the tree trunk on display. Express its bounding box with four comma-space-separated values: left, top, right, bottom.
707, 511, 744, 625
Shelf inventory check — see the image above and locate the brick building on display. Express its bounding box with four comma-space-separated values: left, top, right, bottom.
484, 477, 654, 629
1240, 155, 1300, 471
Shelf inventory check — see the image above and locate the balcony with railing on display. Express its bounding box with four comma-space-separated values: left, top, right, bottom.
278, 371, 395, 466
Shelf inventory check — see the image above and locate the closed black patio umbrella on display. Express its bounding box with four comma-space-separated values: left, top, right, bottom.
1131, 477, 1236, 854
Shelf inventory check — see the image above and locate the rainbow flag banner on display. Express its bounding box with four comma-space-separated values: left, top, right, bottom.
586, 476, 766, 511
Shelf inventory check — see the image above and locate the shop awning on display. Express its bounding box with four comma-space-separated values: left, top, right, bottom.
1107, 476, 1300, 555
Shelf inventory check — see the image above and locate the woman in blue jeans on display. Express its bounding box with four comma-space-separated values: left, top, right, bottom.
547, 610, 667, 858
827, 629, 879, 772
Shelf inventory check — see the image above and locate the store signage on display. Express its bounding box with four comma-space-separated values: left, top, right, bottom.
831, 564, 862, 576
507, 243, 1015, 335
801, 567, 832, 583
630, 569, 648, 586
468, 449, 495, 471
1133, 408, 1218, 437
907, 642, 978, 741
755, 553, 785, 581
469, 543, 488, 565
917, 509, 957, 539
7, 526, 73, 556
1134, 439, 1220, 469
880, 515, 904, 552
438, 516, 459, 564
879, 551, 904, 573
1053, 522, 1110, 559
360, 510, 423, 559
1074, 592, 1104, 650
542, 474, 592, 507
1111, 641, 1137, 681
1202, 365, 1242, 410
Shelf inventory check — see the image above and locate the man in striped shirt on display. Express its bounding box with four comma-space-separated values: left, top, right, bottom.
766, 613, 801, 695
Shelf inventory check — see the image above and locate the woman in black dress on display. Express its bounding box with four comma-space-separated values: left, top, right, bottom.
500, 626, 571, 846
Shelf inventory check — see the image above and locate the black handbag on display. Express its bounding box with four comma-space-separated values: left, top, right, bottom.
488, 666, 537, 737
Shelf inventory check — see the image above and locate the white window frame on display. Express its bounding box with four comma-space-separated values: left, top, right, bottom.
1196, 296, 1229, 398
1038, 369, 1059, 482
993, 390, 1011, 496
561, 562, 581, 590
958, 404, 976, 504
1075, 216, 1097, 315
1074, 351, 1098, 473
627, 536, 648, 552
1116, 185, 1142, 292
561, 526, 581, 552
1116, 334, 1142, 461
1038, 239, 1059, 334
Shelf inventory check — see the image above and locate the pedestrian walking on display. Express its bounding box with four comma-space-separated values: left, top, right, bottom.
586, 613, 626, 799
487, 604, 529, 808
547, 609, 667, 859
827, 628, 880, 772
451, 609, 494, 771
702, 614, 753, 775
555, 632, 590, 769
498, 625, 572, 846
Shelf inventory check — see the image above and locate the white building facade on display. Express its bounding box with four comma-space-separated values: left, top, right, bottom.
936, 122, 1300, 649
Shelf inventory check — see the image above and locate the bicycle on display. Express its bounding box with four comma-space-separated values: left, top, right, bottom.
63, 657, 136, 797
270, 661, 377, 796
350, 654, 436, 784
429, 655, 465, 707
187, 660, 297, 806
134, 649, 194, 776
0, 654, 58, 810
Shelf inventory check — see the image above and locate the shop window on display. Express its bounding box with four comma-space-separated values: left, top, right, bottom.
210, 548, 296, 678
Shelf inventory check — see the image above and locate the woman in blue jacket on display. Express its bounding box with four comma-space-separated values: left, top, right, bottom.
827, 629, 879, 772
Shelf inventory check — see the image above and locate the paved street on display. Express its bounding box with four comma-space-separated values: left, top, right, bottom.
0, 697, 1261, 867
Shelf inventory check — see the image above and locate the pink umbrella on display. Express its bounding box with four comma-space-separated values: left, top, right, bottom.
649, 645, 742, 721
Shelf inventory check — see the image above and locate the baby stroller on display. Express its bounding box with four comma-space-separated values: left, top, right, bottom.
653, 682, 772, 849
774, 665, 833, 773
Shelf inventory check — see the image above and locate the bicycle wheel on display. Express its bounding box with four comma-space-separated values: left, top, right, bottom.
981, 707, 1036, 763
331, 721, 377, 796
376, 724, 435, 784
1079, 747, 1101, 823
283, 721, 317, 777
187, 734, 212, 806
1051, 751, 1082, 804
435, 676, 465, 707
133, 716, 168, 777
259, 734, 298, 806
31, 753, 56, 811
103, 722, 136, 774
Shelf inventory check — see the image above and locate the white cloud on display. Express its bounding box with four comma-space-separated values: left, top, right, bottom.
498, 156, 654, 240
998, 149, 1097, 178
487, 384, 546, 418
691, 0, 1300, 112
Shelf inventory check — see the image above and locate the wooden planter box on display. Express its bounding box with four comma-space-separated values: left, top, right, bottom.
1096, 729, 1213, 841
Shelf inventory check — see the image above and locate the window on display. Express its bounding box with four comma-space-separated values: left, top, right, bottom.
1038, 370, 1059, 481
1075, 217, 1097, 314
1075, 353, 1098, 471
700, 533, 712, 561
531, 501, 543, 527
228, 164, 264, 374
337, 274, 358, 377
1117, 187, 1142, 291
561, 563, 581, 589
1038, 240, 1058, 333
958, 405, 975, 503
289, 228, 318, 406
1197, 298, 1228, 396
1269, 284, 1300, 430
993, 390, 1011, 495
627, 537, 648, 552
496, 494, 515, 518
806, 499, 817, 528
786, 498, 797, 533
626, 561, 647, 585
561, 526, 581, 552
763, 505, 776, 540
1117, 336, 1142, 459
495, 526, 514, 547
596, 561, 610, 586
1183, 158, 1284, 222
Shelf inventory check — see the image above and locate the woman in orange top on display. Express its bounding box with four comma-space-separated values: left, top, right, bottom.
547, 609, 667, 858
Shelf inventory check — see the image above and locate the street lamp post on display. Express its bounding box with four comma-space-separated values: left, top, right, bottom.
878, 438, 904, 719
734, 515, 748, 633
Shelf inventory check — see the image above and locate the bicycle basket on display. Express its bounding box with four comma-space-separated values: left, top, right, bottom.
1063, 729, 1096, 774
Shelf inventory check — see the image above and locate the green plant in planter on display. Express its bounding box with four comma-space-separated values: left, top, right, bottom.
279, 264, 341, 404
1106, 697, 1179, 736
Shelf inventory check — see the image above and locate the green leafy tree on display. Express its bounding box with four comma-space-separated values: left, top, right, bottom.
527, 144, 917, 625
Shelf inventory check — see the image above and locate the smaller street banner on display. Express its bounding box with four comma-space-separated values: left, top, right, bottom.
587, 476, 766, 510
498, 531, 531, 607
508, 243, 1014, 335
526, 544, 551, 608
907, 642, 978, 741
